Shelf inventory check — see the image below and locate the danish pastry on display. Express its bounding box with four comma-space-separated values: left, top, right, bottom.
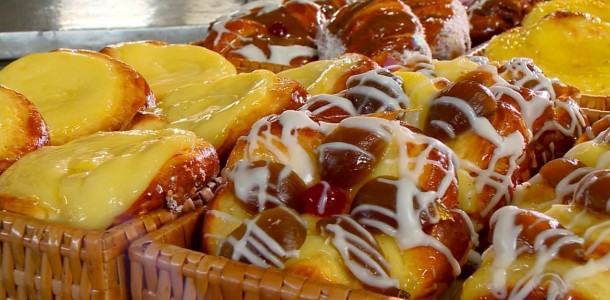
0, 85, 49, 174
100, 40, 237, 100
0, 128, 219, 230
0, 49, 153, 145
129, 70, 308, 159
203, 109, 475, 298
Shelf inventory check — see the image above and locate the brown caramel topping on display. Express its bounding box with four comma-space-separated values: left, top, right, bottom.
539, 158, 588, 188
219, 206, 306, 268
226, 160, 306, 213
573, 170, 610, 216
318, 125, 389, 189
424, 80, 497, 142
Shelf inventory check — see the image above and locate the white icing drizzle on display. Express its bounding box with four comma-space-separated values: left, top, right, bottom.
338, 117, 464, 276
225, 160, 292, 211
316, 181, 331, 215
434, 95, 527, 217
491, 84, 550, 136
299, 94, 358, 116
499, 58, 556, 100
345, 69, 410, 113
231, 43, 318, 66
487, 206, 586, 299
323, 215, 399, 290
221, 206, 304, 269
240, 110, 322, 185
555, 166, 594, 204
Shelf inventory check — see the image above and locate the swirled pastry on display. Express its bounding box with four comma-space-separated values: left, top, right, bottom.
0, 85, 49, 174
203, 110, 475, 299
0, 129, 219, 230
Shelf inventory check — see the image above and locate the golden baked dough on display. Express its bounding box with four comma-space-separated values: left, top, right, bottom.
100, 41, 237, 100
0, 85, 49, 174
0, 49, 153, 145
0, 128, 219, 230
485, 12, 610, 97
522, 0, 610, 27
129, 70, 308, 159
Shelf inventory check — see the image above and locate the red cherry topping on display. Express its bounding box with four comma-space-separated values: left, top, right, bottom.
269, 21, 288, 37
302, 181, 349, 217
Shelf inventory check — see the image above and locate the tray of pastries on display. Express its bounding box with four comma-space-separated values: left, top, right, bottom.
1, 0, 610, 299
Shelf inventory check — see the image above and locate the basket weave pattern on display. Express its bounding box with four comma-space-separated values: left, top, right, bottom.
0, 208, 181, 299
129, 206, 396, 300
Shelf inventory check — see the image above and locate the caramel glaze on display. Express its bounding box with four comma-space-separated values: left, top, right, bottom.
539, 157, 588, 192
468, 0, 546, 46
573, 170, 610, 217
327, 0, 429, 64
203, 1, 324, 66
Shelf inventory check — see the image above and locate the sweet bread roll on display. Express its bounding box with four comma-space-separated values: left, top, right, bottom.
0, 85, 49, 174
0, 49, 153, 145
204, 110, 475, 298
278, 53, 378, 96
129, 70, 308, 159
0, 128, 219, 230
462, 205, 610, 299
402, 0, 471, 59
201, 0, 324, 66
321, 0, 431, 66
100, 41, 237, 100
466, 0, 545, 46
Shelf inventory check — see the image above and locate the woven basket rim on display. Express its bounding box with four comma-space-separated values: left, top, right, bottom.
128, 206, 402, 300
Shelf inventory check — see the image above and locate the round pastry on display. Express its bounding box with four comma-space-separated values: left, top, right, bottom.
0, 49, 154, 145
403, 0, 471, 59
466, 0, 546, 46
321, 0, 431, 66
0, 85, 49, 174
203, 110, 476, 299
0, 128, 220, 230
201, 0, 325, 67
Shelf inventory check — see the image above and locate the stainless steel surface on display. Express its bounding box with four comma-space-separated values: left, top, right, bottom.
0, 0, 245, 59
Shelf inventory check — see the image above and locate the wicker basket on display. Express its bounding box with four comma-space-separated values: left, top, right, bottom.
128, 205, 408, 300
0, 174, 223, 300
0, 208, 181, 300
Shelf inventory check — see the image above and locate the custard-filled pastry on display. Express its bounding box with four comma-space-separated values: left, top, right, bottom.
129, 70, 308, 159
204, 110, 475, 299
321, 0, 431, 65
0, 85, 49, 174
0, 49, 153, 145
201, 0, 325, 67
462, 205, 610, 299
0, 129, 219, 230
465, 0, 545, 46
402, 0, 471, 59
100, 41, 237, 100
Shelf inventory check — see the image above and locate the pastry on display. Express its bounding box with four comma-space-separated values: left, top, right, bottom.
521, 0, 610, 27
462, 205, 610, 299
0, 128, 219, 230
100, 40, 237, 100
203, 78, 476, 299
200, 0, 325, 67
129, 70, 308, 160
321, 0, 431, 65
402, 0, 471, 59
0, 85, 49, 174
0, 49, 153, 145
466, 0, 545, 46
